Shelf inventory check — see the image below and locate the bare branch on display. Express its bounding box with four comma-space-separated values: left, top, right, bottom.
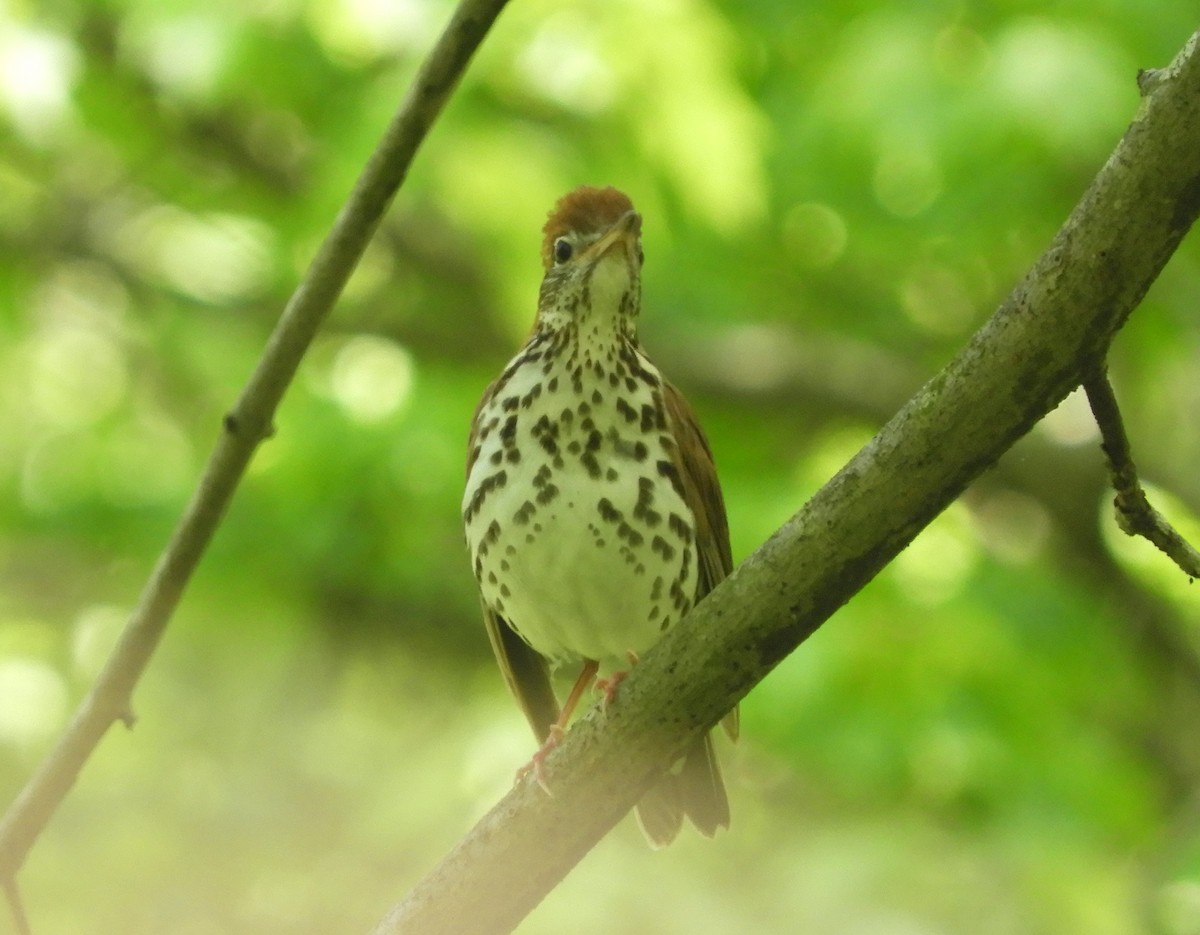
373, 29, 1200, 935
4, 877, 29, 935
1085, 371, 1200, 580
0, 0, 512, 886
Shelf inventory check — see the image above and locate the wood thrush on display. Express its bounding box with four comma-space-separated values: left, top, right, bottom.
463, 186, 736, 847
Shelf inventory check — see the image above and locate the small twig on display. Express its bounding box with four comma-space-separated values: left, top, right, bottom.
0, 0, 511, 888
4, 876, 30, 935
1084, 370, 1200, 581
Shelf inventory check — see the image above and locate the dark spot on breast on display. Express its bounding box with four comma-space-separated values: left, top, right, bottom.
463, 470, 507, 522
656, 460, 685, 498
598, 498, 622, 523
670, 578, 691, 612
668, 512, 692, 543
651, 535, 676, 562
521, 383, 542, 408
618, 522, 644, 547
484, 520, 501, 545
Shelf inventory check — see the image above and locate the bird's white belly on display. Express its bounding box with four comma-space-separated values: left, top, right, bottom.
486, 467, 691, 664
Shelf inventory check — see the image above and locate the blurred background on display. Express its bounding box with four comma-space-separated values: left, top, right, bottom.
2, 0, 1199, 932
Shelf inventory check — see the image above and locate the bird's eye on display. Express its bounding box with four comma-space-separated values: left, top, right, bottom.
553, 238, 573, 264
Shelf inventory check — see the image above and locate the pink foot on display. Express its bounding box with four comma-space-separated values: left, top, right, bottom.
515, 724, 564, 795
594, 651, 640, 710
594, 670, 626, 708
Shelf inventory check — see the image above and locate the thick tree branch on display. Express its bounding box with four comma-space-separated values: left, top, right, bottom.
1084, 370, 1200, 580
374, 30, 1200, 935
0, 0, 511, 885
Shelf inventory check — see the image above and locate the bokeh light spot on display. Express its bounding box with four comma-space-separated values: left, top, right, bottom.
27, 324, 128, 431
100, 411, 194, 507
72, 605, 129, 681
329, 335, 415, 424
874, 141, 942, 217
518, 12, 614, 113
1156, 880, 1200, 935
969, 490, 1052, 565
900, 263, 976, 336
0, 24, 77, 142
782, 203, 848, 269
0, 658, 68, 747
892, 505, 979, 606
1037, 387, 1100, 447
109, 205, 274, 304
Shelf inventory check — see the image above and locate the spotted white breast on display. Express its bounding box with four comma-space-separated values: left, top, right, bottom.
463, 334, 698, 669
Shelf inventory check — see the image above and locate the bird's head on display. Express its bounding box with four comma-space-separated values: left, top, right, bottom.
535, 186, 644, 338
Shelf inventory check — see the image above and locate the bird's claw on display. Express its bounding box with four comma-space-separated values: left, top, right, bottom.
515, 724, 565, 795
594, 651, 640, 712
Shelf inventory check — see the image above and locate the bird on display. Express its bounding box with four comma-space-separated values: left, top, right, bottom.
462, 185, 736, 847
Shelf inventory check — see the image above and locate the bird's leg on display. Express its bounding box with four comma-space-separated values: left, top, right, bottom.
595, 651, 640, 710
517, 658, 599, 793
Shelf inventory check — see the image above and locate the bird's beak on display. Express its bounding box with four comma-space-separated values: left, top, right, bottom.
583, 210, 642, 266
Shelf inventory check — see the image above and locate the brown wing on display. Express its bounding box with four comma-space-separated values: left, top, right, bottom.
661, 380, 739, 741
467, 380, 560, 743
480, 604, 560, 743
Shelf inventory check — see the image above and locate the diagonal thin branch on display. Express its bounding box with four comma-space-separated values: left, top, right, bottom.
373, 28, 1200, 935
0, 0, 511, 885
3, 877, 29, 935
1084, 370, 1200, 580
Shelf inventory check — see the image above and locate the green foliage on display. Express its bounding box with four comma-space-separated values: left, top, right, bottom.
1, 0, 1199, 932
